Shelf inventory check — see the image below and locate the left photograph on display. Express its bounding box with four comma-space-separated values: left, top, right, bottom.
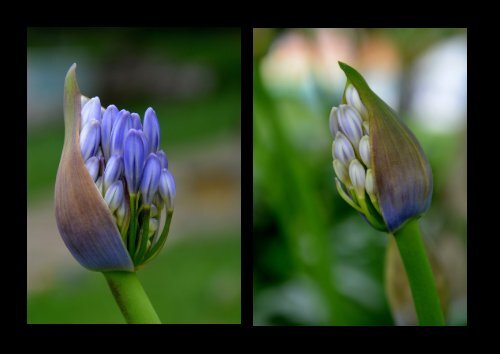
27, 28, 241, 324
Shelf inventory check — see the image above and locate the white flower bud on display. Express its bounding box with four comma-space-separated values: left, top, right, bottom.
349, 159, 366, 198
346, 84, 368, 120
359, 136, 371, 167
333, 159, 349, 186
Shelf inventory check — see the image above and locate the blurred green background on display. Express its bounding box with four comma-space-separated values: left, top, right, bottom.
253, 28, 467, 326
27, 28, 241, 323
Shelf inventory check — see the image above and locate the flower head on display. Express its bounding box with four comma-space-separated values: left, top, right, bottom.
55, 64, 176, 272
330, 62, 432, 233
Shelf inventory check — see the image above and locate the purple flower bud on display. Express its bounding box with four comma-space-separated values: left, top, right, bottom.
81, 97, 102, 129
103, 155, 123, 192
143, 107, 160, 153
80, 119, 101, 161
84, 156, 100, 182
157, 150, 169, 169
101, 105, 119, 161
140, 154, 161, 205
123, 129, 145, 194
159, 168, 176, 209
333, 132, 355, 166
338, 104, 363, 147
137, 130, 150, 157
329, 107, 339, 137
110, 111, 130, 157
131, 113, 143, 130
104, 180, 124, 213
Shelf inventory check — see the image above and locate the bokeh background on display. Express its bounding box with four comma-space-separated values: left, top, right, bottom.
27, 28, 241, 323
253, 28, 467, 326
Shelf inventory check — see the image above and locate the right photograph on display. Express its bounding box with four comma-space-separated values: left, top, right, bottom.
253, 28, 467, 326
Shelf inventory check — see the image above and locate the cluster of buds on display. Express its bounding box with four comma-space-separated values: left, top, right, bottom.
330, 62, 432, 233
55, 64, 175, 272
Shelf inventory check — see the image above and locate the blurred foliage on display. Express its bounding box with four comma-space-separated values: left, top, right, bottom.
253, 28, 467, 326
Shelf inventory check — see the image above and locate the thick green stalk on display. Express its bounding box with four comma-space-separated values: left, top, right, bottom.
103, 271, 161, 324
392, 220, 445, 325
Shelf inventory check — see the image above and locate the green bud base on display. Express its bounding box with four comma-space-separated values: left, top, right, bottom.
103, 271, 161, 324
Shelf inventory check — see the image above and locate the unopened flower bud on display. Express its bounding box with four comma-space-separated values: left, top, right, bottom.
85, 156, 100, 182
348, 159, 366, 198
140, 154, 161, 205
104, 180, 124, 213
359, 135, 371, 167
333, 132, 355, 165
346, 84, 368, 120
337, 104, 363, 147
80, 119, 101, 161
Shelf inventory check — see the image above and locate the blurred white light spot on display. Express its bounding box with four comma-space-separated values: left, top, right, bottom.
409, 35, 467, 133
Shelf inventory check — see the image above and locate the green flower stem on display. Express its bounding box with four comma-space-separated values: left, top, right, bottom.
103, 271, 161, 324
392, 219, 445, 326
128, 194, 137, 256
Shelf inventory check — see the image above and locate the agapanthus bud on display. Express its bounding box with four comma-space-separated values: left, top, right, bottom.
159, 168, 176, 209
346, 84, 368, 120
337, 104, 363, 147
332, 159, 349, 186
349, 159, 366, 198
85, 156, 100, 182
365, 168, 375, 196
81, 96, 101, 128
110, 111, 130, 157
56, 64, 174, 272
329, 107, 339, 137
104, 180, 124, 213
143, 107, 160, 154
329, 62, 433, 233
115, 197, 129, 229
131, 113, 142, 130
333, 132, 355, 166
80, 119, 101, 161
103, 155, 123, 192
101, 105, 118, 161
157, 150, 169, 170
140, 154, 161, 205
359, 135, 371, 167
124, 129, 145, 194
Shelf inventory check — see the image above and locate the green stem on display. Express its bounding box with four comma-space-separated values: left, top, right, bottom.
103, 271, 161, 324
128, 194, 137, 255
392, 219, 445, 326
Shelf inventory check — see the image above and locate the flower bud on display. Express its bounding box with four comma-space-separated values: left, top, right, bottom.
110, 111, 130, 157
101, 105, 118, 161
346, 84, 368, 120
143, 107, 160, 154
103, 155, 123, 192
332, 159, 349, 186
333, 132, 355, 166
359, 135, 371, 168
104, 180, 124, 213
159, 168, 176, 209
157, 150, 169, 170
337, 104, 363, 147
140, 154, 161, 205
80, 119, 101, 161
348, 159, 366, 198
123, 129, 145, 194
131, 113, 142, 130
81, 96, 101, 129
84, 156, 100, 182
329, 107, 339, 137
336, 62, 433, 232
